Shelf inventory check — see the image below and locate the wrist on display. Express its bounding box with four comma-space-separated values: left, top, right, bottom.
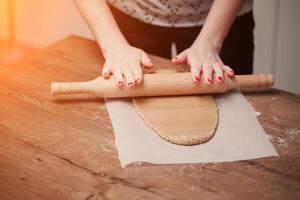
194, 33, 223, 52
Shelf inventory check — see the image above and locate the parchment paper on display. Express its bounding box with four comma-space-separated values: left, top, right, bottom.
105, 90, 278, 167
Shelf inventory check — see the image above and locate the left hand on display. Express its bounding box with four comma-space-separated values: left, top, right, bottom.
171, 38, 234, 84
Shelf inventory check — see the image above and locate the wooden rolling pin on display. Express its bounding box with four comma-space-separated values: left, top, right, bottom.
51, 73, 274, 98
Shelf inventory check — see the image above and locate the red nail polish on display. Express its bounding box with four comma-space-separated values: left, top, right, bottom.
118, 81, 123, 85
218, 76, 223, 82
195, 76, 200, 81
207, 78, 213, 84
128, 82, 133, 86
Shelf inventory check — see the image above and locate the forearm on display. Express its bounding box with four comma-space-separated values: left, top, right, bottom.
194, 0, 245, 50
73, 0, 128, 55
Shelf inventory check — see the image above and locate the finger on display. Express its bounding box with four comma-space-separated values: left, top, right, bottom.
216, 56, 234, 77
122, 68, 135, 88
202, 63, 213, 85
141, 51, 154, 68
171, 49, 188, 64
113, 68, 124, 87
213, 62, 224, 83
223, 65, 235, 76
132, 65, 143, 85
102, 63, 112, 79
190, 64, 202, 82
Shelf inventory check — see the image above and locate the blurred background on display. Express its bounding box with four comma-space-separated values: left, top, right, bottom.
0, 0, 299, 93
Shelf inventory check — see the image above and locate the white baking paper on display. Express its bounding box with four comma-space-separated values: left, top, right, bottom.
105, 90, 278, 167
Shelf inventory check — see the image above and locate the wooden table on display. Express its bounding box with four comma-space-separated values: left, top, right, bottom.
0, 36, 299, 200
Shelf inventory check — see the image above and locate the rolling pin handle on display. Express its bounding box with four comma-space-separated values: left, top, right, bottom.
51, 82, 71, 96
264, 74, 274, 88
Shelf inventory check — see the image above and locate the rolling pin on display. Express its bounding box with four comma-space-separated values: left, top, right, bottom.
51, 73, 274, 98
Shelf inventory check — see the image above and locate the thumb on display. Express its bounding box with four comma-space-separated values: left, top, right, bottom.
171, 49, 188, 64
141, 51, 154, 68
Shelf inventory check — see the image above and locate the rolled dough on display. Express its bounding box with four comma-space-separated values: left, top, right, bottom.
132, 55, 219, 145
132, 95, 218, 145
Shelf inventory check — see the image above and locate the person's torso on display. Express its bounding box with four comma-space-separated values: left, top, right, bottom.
107, 0, 253, 27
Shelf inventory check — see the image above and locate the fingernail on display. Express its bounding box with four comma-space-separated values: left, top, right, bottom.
218, 76, 223, 82
128, 82, 133, 86
207, 78, 213, 84
118, 81, 123, 85
195, 76, 200, 81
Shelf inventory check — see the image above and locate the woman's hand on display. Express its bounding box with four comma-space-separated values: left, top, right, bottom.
171, 38, 234, 84
170, 0, 245, 84
102, 44, 154, 87
73, 0, 154, 87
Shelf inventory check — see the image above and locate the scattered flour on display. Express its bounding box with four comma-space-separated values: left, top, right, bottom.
267, 134, 274, 141
277, 137, 288, 148
190, 186, 195, 190
101, 144, 112, 152
101, 145, 109, 152
268, 134, 288, 148
132, 161, 143, 166
90, 111, 102, 121
287, 128, 300, 139
255, 111, 262, 116
266, 128, 299, 149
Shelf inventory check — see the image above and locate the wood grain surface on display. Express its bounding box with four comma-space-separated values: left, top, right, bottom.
0, 36, 299, 200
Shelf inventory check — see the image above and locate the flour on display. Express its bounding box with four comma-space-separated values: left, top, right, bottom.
89, 111, 103, 121
267, 134, 274, 141
255, 111, 262, 117
133, 161, 143, 166
287, 128, 300, 139
101, 145, 111, 152
277, 137, 288, 148
268, 135, 288, 148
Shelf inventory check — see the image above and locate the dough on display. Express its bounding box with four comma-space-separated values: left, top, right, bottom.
133, 95, 218, 145
133, 55, 218, 145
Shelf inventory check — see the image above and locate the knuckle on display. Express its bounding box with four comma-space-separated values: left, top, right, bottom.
203, 64, 212, 70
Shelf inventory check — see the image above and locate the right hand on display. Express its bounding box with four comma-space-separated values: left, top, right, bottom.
101, 44, 154, 87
